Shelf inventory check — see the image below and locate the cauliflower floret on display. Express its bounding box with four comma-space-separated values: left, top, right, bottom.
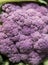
28, 51, 42, 65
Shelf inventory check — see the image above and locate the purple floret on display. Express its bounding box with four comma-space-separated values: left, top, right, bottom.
20, 54, 28, 61
8, 54, 21, 63
0, 3, 48, 65
28, 51, 42, 65
16, 39, 33, 53
2, 4, 21, 13
34, 37, 48, 53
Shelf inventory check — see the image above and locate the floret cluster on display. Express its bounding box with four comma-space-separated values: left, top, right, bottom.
0, 3, 48, 65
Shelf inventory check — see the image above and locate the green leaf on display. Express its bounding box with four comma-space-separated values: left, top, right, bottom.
38, 0, 47, 4
3, 61, 9, 65
15, 62, 25, 65
43, 59, 48, 65
0, 0, 45, 5
0, 0, 36, 4
0, 55, 3, 63
0, 0, 48, 5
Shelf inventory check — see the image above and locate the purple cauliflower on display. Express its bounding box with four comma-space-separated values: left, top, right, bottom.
0, 3, 48, 65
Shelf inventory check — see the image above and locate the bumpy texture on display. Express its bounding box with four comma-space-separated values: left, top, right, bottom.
0, 3, 48, 65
